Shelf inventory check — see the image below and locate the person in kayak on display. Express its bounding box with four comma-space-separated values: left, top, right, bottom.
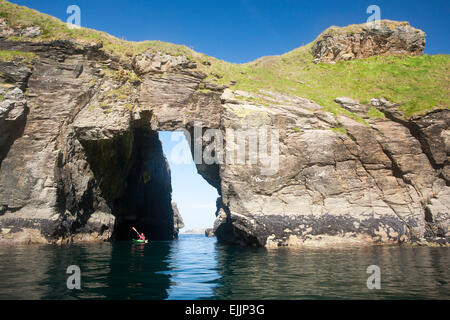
132, 227, 147, 241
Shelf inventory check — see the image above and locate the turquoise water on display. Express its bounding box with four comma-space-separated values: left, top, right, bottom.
0, 234, 448, 300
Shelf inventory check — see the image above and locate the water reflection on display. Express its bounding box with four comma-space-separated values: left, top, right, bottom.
164, 234, 220, 300
0, 241, 174, 300
0, 245, 56, 299
213, 245, 450, 299
101, 241, 172, 299
0, 237, 448, 300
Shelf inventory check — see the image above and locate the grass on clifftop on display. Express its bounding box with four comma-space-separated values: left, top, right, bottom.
236, 47, 449, 117
0, 0, 195, 60
199, 44, 449, 118
0, 0, 448, 118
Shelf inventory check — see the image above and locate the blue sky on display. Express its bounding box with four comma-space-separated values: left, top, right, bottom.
9, 1, 449, 229
159, 132, 218, 230
9, 0, 450, 63
159, 132, 219, 229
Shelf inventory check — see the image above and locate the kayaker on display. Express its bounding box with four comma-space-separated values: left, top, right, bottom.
132, 227, 147, 241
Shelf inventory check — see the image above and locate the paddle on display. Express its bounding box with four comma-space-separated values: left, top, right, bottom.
132, 227, 141, 237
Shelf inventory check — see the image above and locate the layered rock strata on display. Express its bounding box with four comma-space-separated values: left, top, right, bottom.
0, 19, 448, 247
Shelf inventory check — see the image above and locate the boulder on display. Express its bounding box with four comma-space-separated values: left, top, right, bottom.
312, 20, 426, 63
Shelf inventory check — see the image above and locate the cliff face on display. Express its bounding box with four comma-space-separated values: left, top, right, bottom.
0, 40, 177, 243
213, 92, 449, 247
0, 12, 448, 246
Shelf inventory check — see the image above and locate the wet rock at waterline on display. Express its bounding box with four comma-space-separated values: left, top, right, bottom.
205, 228, 215, 237
172, 202, 184, 239
0, 17, 448, 247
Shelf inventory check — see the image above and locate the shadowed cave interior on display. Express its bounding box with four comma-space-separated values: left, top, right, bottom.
109, 129, 221, 241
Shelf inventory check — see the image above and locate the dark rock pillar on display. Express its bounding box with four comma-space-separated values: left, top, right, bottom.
113, 129, 174, 241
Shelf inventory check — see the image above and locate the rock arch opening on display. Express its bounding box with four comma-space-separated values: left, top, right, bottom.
105, 127, 222, 242
159, 131, 219, 236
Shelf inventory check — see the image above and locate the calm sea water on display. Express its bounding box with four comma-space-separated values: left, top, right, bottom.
0, 234, 448, 300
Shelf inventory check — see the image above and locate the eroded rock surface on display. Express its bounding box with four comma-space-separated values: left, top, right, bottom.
0, 18, 41, 39
205, 228, 214, 237
0, 21, 448, 247
312, 20, 426, 63
172, 202, 184, 238
210, 90, 448, 247
0, 40, 177, 243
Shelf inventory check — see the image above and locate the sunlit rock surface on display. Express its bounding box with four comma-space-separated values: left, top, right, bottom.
312, 20, 426, 63
0, 18, 448, 247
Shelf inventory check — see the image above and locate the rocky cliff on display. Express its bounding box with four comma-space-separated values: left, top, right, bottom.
312, 20, 426, 63
0, 1, 448, 247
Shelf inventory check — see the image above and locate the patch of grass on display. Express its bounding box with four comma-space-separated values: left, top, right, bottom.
220, 46, 449, 119
127, 71, 141, 83
104, 68, 142, 84
0, 49, 36, 63
330, 127, 348, 136
368, 106, 386, 119
104, 82, 133, 101
124, 103, 133, 111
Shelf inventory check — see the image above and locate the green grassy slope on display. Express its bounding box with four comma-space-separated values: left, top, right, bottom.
234, 47, 449, 117
0, 0, 448, 118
